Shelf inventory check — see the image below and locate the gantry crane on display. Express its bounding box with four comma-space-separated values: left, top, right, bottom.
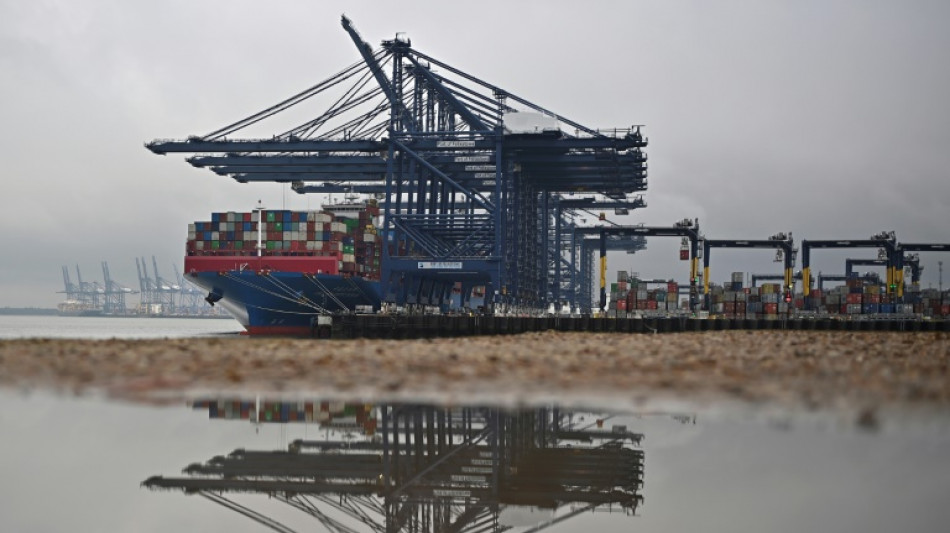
801, 232, 899, 310
701, 233, 796, 311
572, 219, 702, 312
146, 16, 648, 314
100, 261, 135, 315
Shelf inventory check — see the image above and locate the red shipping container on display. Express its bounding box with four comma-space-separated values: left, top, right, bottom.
243, 213, 252, 221
867, 294, 881, 304
765, 303, 778, 314
942, 305, 950, 316
647, 301, 658, 310
846, 293, 862, 304
618, 299, 627, 311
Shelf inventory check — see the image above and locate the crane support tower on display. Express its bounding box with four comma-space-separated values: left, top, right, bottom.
146, 16, 649, 313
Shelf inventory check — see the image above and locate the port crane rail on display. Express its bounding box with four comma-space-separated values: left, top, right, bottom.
146, 16, 648, 313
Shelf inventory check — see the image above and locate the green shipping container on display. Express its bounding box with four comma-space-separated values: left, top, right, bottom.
266, 212, 276, 222
266, 241, 276, 250
275, 222, 283, 231
211, 241, 220, 249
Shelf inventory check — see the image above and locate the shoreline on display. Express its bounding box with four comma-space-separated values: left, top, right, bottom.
1, 331, 947, 421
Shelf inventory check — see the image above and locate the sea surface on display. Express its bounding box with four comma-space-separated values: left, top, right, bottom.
0, 314, 243, 339
1, 315, 950, 532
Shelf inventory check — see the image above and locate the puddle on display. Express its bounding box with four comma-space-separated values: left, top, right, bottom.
1, 389, 949, 532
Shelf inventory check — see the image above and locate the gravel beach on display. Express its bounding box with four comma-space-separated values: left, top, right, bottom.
1, 331, 947, 418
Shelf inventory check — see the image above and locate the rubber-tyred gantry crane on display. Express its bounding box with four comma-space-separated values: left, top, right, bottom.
702, 233, 796, 311
801, 232, 899, 310
572, 219, 702, 312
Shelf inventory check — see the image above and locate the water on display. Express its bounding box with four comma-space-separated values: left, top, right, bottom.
1, 389, 948, 533
0, 314, 243, 339
2, 315, 949, 531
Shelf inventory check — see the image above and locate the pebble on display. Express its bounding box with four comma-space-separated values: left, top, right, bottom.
0, 331, 946, 416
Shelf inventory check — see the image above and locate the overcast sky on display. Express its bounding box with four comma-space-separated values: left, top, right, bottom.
2, 0, 949, 307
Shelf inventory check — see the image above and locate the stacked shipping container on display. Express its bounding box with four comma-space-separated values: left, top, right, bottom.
185, 204, 382, 280
192, 399, 377, 433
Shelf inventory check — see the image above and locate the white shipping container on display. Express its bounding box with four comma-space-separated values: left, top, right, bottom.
188, 223, 196, 232
211, 231, 220, 240
298, 222, 307, 232
196, 241, 205, 250
188, 232, 196, 241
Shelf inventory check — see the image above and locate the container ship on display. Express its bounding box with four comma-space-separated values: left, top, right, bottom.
184, 200, 383, 335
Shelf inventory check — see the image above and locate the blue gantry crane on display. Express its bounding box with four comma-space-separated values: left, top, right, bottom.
146, 16, 649, 313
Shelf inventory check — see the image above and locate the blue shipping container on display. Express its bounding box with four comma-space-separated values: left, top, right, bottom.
244, 222, 252, 231
212, 213, 221, 223
863, 304, 880, 313
203, 231, 212, 241
880, 304, 895, 313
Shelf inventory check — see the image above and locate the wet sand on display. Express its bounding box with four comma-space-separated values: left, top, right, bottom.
1, 331, 947, 419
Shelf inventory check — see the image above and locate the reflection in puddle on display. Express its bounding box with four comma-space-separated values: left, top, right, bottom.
145, 399, 646, 532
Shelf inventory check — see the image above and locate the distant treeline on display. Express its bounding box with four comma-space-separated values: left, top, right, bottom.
0, 307, 58, 316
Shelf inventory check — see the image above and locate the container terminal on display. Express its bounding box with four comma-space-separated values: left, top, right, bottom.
145, 16, 949, 336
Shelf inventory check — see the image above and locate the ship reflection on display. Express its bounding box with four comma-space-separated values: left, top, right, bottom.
144, 399, 644, 532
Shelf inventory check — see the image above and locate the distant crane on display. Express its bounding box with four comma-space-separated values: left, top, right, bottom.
151, 256, 179, 313
60, 265, 79, 302
101, 261, 136, 315
174, 264, 206, 315
74, 264, 103, 310
136, 257, 154, 312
